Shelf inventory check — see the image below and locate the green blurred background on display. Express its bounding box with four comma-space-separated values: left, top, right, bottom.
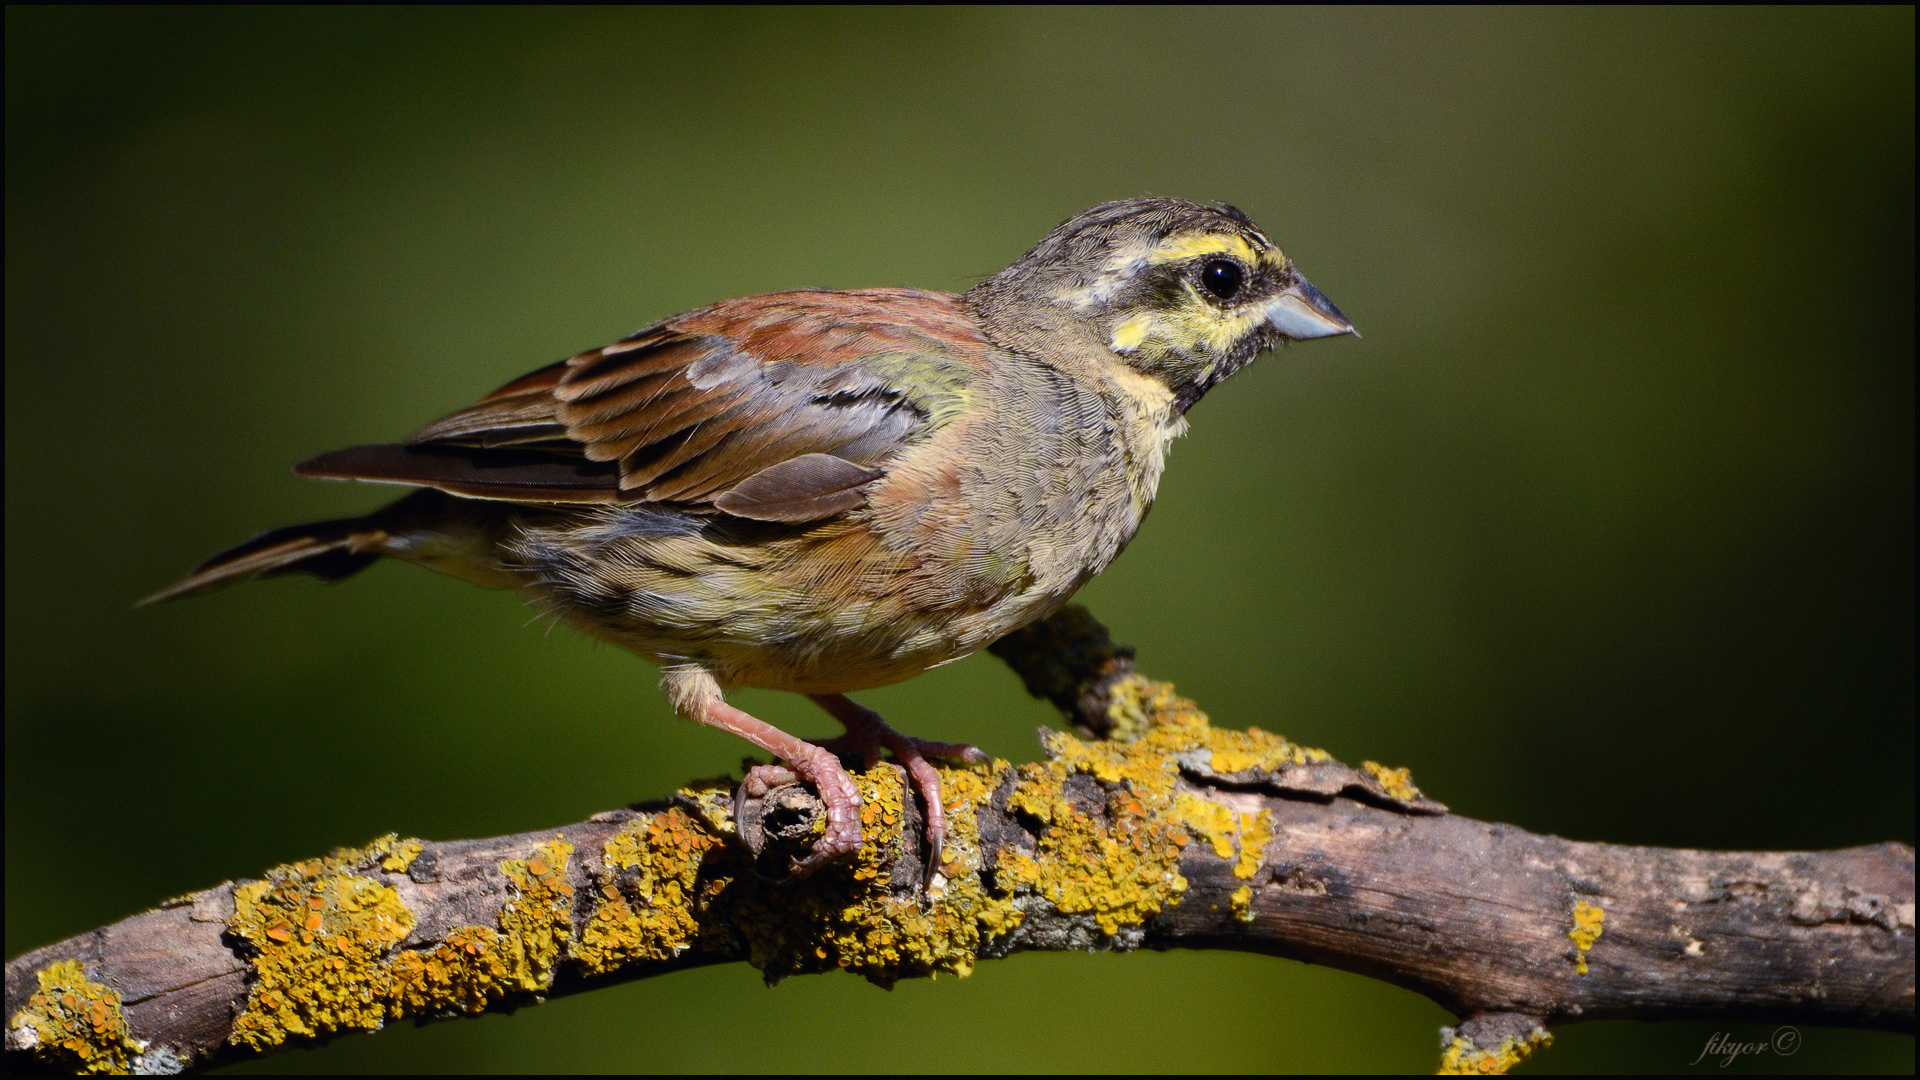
7, 7, 1912, 1073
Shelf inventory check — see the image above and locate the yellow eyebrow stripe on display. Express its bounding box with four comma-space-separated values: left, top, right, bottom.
1145, 231, 1284, 269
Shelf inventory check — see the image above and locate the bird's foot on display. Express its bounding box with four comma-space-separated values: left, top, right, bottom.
698, 694, 863, 878
810, 694, 989, 881
706, 690, 985, 880
738, 742, 865, 878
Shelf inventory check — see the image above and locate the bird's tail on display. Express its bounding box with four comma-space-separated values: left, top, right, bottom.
137, 488, 454, 606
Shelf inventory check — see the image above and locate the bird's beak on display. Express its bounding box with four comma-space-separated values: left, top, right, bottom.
1265, 273, 1358, 340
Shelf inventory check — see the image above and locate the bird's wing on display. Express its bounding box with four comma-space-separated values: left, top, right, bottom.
295, 288, 986, 522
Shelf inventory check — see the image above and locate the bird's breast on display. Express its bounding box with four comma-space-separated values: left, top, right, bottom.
863, 351, 1180, 626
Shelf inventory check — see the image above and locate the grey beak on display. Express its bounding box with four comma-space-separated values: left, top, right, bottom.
1265, 273, 1357, 340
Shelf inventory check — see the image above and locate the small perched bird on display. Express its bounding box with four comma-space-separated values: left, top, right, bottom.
143, 198, 1355, 874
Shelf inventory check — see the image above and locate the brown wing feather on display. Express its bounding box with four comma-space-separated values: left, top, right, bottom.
318, 289, 986, 517
713, 454, 886, 522
410, 360, 571, 446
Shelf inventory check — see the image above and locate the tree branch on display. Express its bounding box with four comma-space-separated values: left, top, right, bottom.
6, 607, 1912, 1075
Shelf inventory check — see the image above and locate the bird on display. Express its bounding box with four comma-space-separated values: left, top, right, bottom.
141, 197, 1356, 876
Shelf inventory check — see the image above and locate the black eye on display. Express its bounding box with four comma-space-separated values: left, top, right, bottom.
1200, 259, 1243, 300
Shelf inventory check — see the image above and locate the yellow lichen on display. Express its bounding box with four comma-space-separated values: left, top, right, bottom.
340, 833, 425, 873
495, 839, 576, 990
1229, 885, 1255, 924
226, 833, 578, 1049
1200, 722, 1331, 774
1569, 901, 1605, 975
573, 810, 717, 974
226, 856, 415, 1050
199, 668, 1389, 1036
386, 927, 513, 1016
387, 838, 576, 1017
996, 756, 1188, 937
379, 841, 424, 874
1235, 807, 1274, 881
981, 679, 1338, 941
1099, 672, 1167, 742
719, 763, 1007, 985
8, 959, 141, 1074
929, 761, 999, 884
1072, 675, 1332, 779
1172, 793, 1239, 861
677, 777, 738, 835
1361, 760, 1423, 802
1439, 1026, 1553, 1074
1168, 795, 1272, 880
950, 762, 1027, 944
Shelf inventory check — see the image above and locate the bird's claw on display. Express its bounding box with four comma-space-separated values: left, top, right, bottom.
806, 698, 985, 894
736, 712, 986, 890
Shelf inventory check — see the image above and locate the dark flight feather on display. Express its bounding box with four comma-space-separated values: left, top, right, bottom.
137, 489, 462, 605
294, 444, 621, 503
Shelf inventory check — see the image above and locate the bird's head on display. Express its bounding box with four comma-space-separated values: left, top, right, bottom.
967, 198, 1355, 412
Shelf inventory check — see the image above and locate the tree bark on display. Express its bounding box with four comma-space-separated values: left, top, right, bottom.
6, 607, 1912, 1075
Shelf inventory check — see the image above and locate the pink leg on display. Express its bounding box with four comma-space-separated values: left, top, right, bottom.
809, 694, 988, 876
704, 699, 864, 874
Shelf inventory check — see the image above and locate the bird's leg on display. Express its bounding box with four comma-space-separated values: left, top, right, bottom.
661, 666, 862, 875
808, 693, 988, 877
714, 704, 864, 876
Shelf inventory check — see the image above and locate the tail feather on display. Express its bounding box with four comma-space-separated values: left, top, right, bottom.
137, 489, 447, 606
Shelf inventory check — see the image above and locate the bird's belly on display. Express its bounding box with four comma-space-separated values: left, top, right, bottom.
512, 507, 1083, 694
544, 591, 981, 695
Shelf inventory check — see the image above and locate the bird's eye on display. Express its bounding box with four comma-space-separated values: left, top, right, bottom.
1200, 259, 1243, 301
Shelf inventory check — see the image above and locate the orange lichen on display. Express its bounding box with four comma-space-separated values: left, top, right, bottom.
7, 959, 142, 1075
226, 854, 414, 1050
573, 809, 718, 975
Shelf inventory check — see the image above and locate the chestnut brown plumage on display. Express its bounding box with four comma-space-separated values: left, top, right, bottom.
142, 198, 1356, 874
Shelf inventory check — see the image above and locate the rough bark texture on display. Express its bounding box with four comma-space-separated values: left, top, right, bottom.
6, 607, 1913, 1075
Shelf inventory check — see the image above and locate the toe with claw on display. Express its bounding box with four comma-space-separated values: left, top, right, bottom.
691, 671, 984, 880
810, 694, 990, 881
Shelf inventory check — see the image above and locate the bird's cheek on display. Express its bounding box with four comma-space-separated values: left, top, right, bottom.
1109, 312, 1157, 355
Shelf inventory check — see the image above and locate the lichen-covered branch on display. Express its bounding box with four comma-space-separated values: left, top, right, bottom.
6, 608, 1913, 1075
